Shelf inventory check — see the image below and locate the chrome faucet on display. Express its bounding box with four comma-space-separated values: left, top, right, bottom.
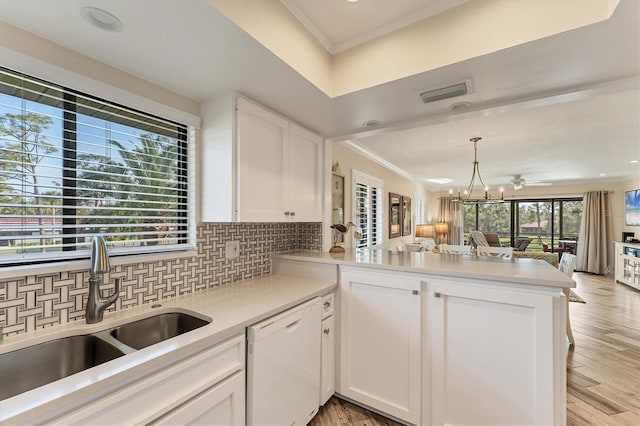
86, 235, 120, 324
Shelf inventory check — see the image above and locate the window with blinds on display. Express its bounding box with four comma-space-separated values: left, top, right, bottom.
0, 67, 192, 266
352, 170, 383, 248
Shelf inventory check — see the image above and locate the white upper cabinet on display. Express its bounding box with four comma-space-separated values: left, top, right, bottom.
287, 123, 323, 222
237, 98, 289, 222
201, 95, 323, 222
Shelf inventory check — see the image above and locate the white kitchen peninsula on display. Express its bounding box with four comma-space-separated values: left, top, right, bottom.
273, 250, 574, 426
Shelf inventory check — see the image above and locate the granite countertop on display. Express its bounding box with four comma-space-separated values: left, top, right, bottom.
274, 250, 575, 289
0, 274, 336, 421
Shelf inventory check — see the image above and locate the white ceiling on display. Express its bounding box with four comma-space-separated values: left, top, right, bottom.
280, 0, 470, 53
0, 0, 638, 192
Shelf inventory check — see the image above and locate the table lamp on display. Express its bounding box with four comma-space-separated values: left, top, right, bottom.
415, 224, 436, 250
415, 224, 435, 239
435, 222, 449, 245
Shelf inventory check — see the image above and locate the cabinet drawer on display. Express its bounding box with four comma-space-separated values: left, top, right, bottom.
321, 293, 334, 319
151, 371, 245, 426
52, 334, 245, 425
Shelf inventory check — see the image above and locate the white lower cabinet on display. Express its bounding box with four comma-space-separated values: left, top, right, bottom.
339, 268, 421, 425
152, 371, 245, 426
320, 315, 335, 405
335, 266, 566, 426
615, 241, 640, 290
426, 278, 566, 426
51, 333, 245, 425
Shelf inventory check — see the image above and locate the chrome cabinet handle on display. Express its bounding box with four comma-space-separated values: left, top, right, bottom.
434, 292, 442, 298
324, 301, 331, 308
323, 328, 330, 335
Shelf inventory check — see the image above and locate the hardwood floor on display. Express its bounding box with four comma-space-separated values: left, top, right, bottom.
566, 272, 640, 425
311, 397, 402, 426
312, 273, 640, 426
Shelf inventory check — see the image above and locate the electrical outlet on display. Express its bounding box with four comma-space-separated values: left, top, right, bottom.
225, 240, 240, 259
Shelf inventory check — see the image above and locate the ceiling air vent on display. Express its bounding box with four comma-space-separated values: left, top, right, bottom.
419, 80, 471, 104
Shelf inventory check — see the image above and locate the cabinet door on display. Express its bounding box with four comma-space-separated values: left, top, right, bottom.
152, 371, 245, 426
339, 268, 421, 425
320, 315, 335, 406
287, 123, 323, 222
427, 279, 565, 426
622, 256, 640, 289
237, 97, 289, 221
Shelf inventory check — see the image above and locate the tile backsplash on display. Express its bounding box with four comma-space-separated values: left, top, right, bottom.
0, 222, 322, 336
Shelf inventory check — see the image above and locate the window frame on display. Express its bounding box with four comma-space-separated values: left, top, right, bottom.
351, 170, 384, 249
0, 66, 197, 268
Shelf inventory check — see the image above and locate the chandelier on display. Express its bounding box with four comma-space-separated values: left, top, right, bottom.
449, 137, 504, 204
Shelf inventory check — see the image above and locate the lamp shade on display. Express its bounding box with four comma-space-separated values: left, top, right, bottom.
435, 222, 449, 234
415, 224, 435, 238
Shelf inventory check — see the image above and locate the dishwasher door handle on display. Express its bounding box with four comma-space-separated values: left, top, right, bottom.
286, 319, 301, 331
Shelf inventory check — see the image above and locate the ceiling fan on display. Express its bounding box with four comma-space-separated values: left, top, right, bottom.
510, 174, 552, 190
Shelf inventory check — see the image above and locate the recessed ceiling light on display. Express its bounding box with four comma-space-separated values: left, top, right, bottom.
631, 160, 639, 164
347, 0, 359, 2
362, 120, 381, 128
600, 173, 607, 176
81, 7, 123, 32
425, 178, 453, 184
450, 102, 472, 111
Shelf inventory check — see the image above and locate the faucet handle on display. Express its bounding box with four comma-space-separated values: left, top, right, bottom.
107, 278, 121, 305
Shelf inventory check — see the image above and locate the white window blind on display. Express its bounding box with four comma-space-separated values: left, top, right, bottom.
0, 67, 193, 266
414, 195, 425, 226
352, 170, 383, 249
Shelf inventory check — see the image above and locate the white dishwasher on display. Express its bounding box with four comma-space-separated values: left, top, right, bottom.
247, 297, 321, 426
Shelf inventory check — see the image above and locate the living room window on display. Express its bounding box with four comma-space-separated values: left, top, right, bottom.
352, 170, 383, 248
463, 197, 583, 253
463, 202, 511, 244
0, 67, 193, 266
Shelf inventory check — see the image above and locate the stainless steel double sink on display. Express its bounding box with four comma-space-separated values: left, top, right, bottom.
0, 312, 210, 401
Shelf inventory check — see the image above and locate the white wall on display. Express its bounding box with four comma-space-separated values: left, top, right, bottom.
332, 142, 433, 249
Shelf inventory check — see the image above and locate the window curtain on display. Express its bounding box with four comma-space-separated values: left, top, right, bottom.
576, 191, 613, 274
438, 198, 462, 245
